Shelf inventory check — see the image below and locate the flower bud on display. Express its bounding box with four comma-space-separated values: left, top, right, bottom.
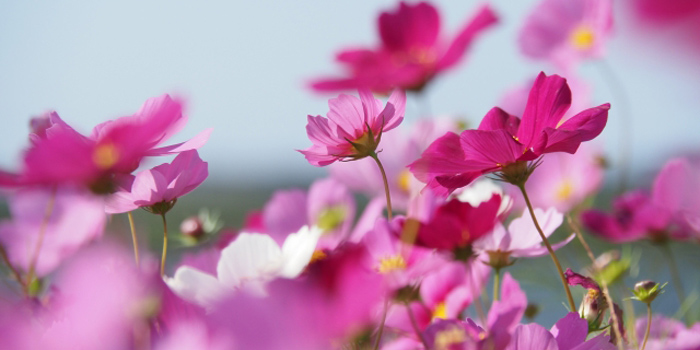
632, 280, 666, 304
180, 216, 205, 238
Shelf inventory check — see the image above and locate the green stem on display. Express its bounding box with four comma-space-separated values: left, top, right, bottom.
518, 185, 576, 312
0, 245, 26, 295
405, 302, 430, 350
127, 212, 140, 267
370, 152, 393, 220
640, 303, 652, 350
493, 268, 501, 302
26, 187, 57, 288
160, 214, 168, 277
372, 298, 389, 350
661, 243, 686, 309
567, 214, 625, 350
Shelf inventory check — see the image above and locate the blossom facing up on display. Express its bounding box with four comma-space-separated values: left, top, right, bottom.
17, 95, 211, 191
299, 89, 406, 166
311, 3, 498, 93
409, 72, 609, 195
519, 0, 613, 69
473, 207, 574, 269
106, 150, 209, 214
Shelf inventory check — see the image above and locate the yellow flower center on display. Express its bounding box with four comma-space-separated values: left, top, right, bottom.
397, 169, 412, 193
434, 325, 467, 350
571, 26, 595, 49
316, 206, 346, 232
555, 179, 574, 201
93, 143, 119, 169
309, 249, 327, 264
378, 255, 407, 274
432, 301, 447, 320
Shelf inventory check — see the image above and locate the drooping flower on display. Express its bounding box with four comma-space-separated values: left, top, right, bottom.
105, 150, 208, 214
519, 0, 613, 69
473, 207, 574, 269
0, 187, 106, 277
299, 89, 406, 167
311, 2, 498, 93
16, 95, 211, 192
409, 72, 609, 195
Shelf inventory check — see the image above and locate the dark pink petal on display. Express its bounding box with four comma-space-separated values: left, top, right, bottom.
479, 107, 521, 135
309, 77, 362, 92
517, 72, 571, 150
460, 129, 526, 168
428, 172, 483, 197
409, 132, 472, 183
564, 268, 600, 291
373, 89, 406, 132
541, 103, 609, 154
379, 2, 440, 52
436, 4, 499, 70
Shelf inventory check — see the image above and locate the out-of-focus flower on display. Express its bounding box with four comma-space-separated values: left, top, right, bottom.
409, 72, 609, 195
0, 187, 106, 277
473, 207, 574, 269
564, 268, 608, 329
165, 226, 322, 307
583, 157, 700, 242
635, 314, 700, 350
16, 95, 211, 192
311, 3, 498, 93
506, 312, 615, 350
106, 150, 208, 214
519, 0, 613, 69
299, 89, 405, 167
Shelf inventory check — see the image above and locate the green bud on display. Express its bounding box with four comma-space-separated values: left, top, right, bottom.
632, 280, 666, 304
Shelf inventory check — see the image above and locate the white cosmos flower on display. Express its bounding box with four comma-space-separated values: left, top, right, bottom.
165, 225, 322, 308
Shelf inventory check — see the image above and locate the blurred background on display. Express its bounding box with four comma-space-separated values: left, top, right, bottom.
2, 0, 700, 327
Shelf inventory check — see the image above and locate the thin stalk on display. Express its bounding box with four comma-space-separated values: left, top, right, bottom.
518, 185, 576, 311
493, 268, 501, 302
640, 303, 652, 350
372, 298, 390, 350
127, 212, 140, 267
160, 214, 168, 277
567, 214, 625, 350
0, 245, 26, 295
405, 302, 430, 350
660, 243, 686, 309
370, 152, 393, 220
26, 187, 57, 287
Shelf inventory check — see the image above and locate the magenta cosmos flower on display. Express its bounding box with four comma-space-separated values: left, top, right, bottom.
409, 72, 609, 195
299, 89, 406, 166
311, 2, 498, 93
16, 95, 211, 192
519, 0, 613, 69
105, 150, 208, 214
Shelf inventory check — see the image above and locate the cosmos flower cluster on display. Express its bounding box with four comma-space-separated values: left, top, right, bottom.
0, 1, 698, 350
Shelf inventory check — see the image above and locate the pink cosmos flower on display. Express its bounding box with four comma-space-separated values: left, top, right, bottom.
519, 0, 613, 69
16, 95, 211, 191
582, 157, 700, 242
311, 3, 498, 93
409, 72, 609, 195
506, 312, 615, 350
0, 187, 106, 277
473, 207, 574, 268
299, 89, 406, 167
635, 314, 700, 350
105, 150, 208, 214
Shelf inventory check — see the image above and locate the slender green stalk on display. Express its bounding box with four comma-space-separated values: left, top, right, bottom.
493, 268, 501, 302
127, 212, 140, 267
0, 245, 26, 295
518, 185, 576, 312
405, 301, 430, 350
567, 214, 625, 350
160, 214, 168, 277
26, 187, 57, 288
370, 152, 393, 220
660, 244, 686, 309
640, 303, 652, 350
372, 298, 389, 350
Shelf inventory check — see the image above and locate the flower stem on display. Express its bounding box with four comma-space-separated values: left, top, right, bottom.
0, 245, 26, 295
372, 298, 389, 350
493, 267, 501, 302
640, 303, 652, 350
127, 212, 140, 267
26, 187, 57, 289
160, 213, 168, 277
567, 214, 625, 350
405, 301, 430, 349
660, 243, 686, 311
370, 152, 393, 220
517, 184, 576, 312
